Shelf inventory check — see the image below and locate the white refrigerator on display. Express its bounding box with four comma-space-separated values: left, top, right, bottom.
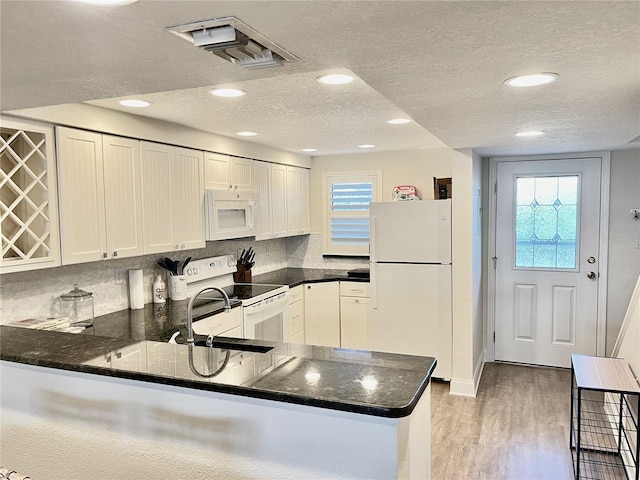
369, 199, 452, 379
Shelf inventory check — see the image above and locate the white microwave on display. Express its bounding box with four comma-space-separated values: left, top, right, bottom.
205, 189, 259, 241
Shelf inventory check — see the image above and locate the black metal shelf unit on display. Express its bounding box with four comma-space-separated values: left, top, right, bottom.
570, 354, 639, 480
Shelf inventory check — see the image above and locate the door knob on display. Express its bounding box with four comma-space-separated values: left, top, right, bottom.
587, 271, 597, 279
587, 256, 596, 264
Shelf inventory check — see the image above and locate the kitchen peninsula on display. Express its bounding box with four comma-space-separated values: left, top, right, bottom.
0, 318, 435, 479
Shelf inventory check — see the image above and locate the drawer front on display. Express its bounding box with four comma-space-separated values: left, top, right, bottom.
340, 281, 371, 298
193, 307, 242, 336
289, 285, 304, 304
289, 300, 304, 336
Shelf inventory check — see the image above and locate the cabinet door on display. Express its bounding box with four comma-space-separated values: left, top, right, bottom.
171, 147, 204, 250
289, 299, 305, 341
102, 135, 143, 259
141, 141, 174, 254
204, 152, 231, 190
270, 163, 287, 238
253, 161, 272, 240
340, 296, 371, 350
286, 166, 310, 236
286, 166, 300, 235
56, 127, 106, 264
230, 157, 253, 191
297, 167, 310, 234
304, 282, 340, 347
1, 117, 60, 273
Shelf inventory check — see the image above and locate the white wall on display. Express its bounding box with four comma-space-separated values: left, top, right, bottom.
607, 148, 640, 354
449, 149, 482, 396
309, 148, 453, 232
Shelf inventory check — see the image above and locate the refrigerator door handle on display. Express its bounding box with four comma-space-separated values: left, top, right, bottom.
370, 216, 377, 262
370, 263, 378, 310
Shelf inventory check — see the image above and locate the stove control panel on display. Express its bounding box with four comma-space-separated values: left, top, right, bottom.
184, 255, 236, 283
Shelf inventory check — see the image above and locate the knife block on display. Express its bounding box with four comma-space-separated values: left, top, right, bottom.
233, 267, 252, 283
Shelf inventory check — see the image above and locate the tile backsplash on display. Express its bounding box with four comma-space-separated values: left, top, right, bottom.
0, 234, 367, 323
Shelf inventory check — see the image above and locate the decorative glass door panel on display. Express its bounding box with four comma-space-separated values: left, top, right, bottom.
515, 175, 579, 269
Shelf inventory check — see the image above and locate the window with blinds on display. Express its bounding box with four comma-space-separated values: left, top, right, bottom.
322, 172, 381, 256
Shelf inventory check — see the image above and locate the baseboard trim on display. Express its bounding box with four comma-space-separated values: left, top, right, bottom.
449, 356, 485, 397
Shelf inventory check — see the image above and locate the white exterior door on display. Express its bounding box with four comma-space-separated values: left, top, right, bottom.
494, 158, 603, 367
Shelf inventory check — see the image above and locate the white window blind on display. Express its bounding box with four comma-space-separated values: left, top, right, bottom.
323, 172, 381, 256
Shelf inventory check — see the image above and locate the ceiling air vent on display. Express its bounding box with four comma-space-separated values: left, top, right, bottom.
167, 16, 300, 70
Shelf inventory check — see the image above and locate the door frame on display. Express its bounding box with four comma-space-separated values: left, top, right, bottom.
486, 152, 611, 363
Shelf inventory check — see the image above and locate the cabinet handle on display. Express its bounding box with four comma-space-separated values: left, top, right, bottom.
113, 251, 118, 257
102, 252, 108, 259
173, 244, 178, 249
229, 184, 233, 190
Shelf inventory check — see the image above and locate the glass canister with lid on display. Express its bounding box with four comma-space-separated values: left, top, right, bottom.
60, 284, 94, 327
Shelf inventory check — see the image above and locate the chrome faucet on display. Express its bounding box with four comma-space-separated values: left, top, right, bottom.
186, 287, 232, 344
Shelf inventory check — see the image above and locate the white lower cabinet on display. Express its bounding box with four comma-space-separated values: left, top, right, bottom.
192, 306, 243, 337
288, 285, 305, 343
140, 141, 204, 254
304, 282, 340, 347
339, 281, 371, 350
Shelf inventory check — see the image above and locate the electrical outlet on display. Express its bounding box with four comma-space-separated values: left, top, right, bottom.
114, 268, 125, 285
265, 243, 271, 256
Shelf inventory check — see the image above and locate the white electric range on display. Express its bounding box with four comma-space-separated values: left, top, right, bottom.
184, 255, 290, 342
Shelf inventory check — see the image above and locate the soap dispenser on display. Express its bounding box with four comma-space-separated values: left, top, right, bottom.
153, 274, 166, 304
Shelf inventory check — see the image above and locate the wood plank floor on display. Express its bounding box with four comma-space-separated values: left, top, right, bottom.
431, 362, 574, 480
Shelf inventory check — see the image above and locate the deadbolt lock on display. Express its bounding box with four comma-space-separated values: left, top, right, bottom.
587, 256, 596, 264
587, 271, 597, 279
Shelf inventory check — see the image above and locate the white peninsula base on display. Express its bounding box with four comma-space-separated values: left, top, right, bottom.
1, 361, 431, 479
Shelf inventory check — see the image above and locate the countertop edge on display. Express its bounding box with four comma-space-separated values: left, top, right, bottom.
1, 355, 435, 418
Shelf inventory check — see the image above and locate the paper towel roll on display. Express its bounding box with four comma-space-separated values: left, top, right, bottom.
129, 269, 144, 310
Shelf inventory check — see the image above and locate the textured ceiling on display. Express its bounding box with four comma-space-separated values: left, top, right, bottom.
1, 0, 639, 157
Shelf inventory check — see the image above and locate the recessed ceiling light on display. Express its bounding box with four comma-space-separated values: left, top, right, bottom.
301, 148, 317, 152
210, 88, 247, 98
386, 118, 411, 125
316, 74, 354, 85
118, 99, 151, 108
76, 0, 138, 5
358, 144, 376, 149
237, 131, 258, 137
504, 73, 559, 87
515, 130, 545, 137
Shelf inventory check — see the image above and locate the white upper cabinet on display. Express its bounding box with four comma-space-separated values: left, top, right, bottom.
102, 135, 144, 259
141, 141, 204, 254
57, 128, 144, 264
56, 128, 105, 264
204, 152, 253, 191
270, 163, 287, 238
286, 166, 310, 236
252, 160, 272, 241
1, 117, 61, 273
172, 147, 205, 251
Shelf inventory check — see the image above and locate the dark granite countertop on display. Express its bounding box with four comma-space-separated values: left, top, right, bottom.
1, 324, 435, 418
0, 267, 436, 419
252, 267, 369, 287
